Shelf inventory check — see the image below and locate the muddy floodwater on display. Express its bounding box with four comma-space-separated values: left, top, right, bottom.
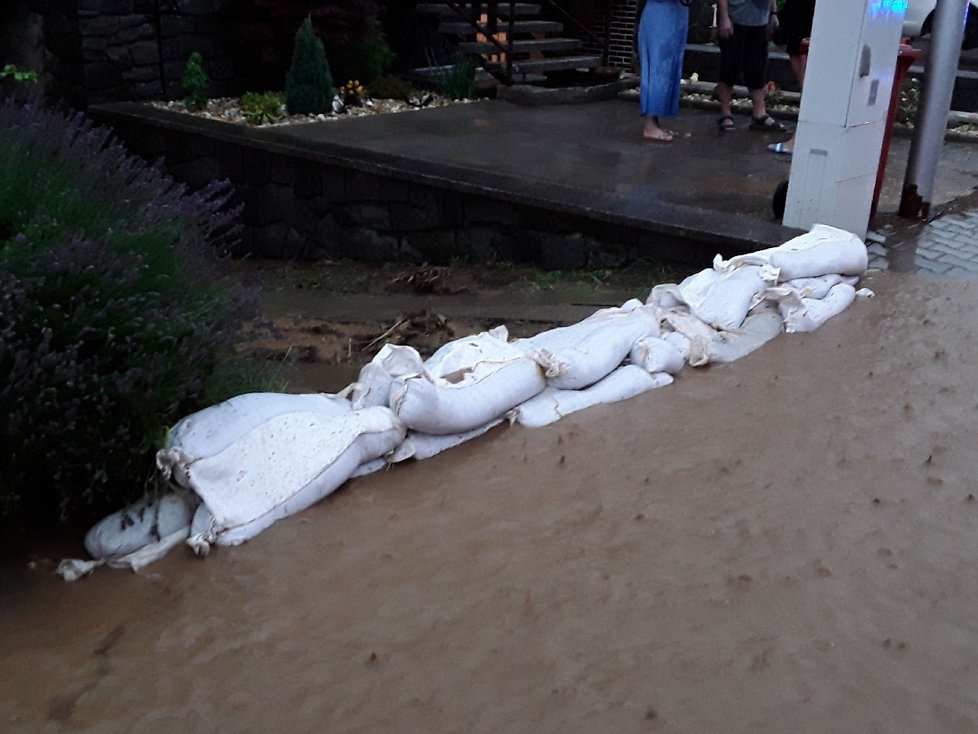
3, 271, 978, 733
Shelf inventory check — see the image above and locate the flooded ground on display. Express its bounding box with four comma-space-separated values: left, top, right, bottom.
3, 269, 978, 733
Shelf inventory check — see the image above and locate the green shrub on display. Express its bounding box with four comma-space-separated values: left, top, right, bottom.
334, 22, 395, 86
286, 17, 333, 115
0, 64, 38, 84
181, 52, 209, 110
0, 101, 270, 525
439, 56, 477, 101
240, 91, 286, 124
367, 74, 418, 102
898, 76, 920, 126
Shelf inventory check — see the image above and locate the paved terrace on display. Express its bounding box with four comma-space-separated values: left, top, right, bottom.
254, 96, 978, 256
93, 95, 978, 273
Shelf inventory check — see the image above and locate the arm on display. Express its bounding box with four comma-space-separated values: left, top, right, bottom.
717, 0, 733, 38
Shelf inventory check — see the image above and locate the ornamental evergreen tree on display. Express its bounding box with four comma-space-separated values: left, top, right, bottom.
285, 17, 333, 115
181, 52, 209, 110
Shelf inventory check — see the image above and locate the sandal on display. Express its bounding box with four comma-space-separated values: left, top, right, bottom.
767, 141, 793, 156
717, 115, 735, 132
750, 114, 785, 131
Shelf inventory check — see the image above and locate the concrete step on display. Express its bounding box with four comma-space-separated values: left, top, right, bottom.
498, 54, 603, 75
682, 42, 978, 112
439, 19, 563, 35
417, 2, 542, 17
459, 37, 583, 54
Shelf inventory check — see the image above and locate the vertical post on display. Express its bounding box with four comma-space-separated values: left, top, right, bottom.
783, 0, 906, 239
899, 0, 969, 219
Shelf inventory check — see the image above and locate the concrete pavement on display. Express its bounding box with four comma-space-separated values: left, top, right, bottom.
266, 96, 978, 276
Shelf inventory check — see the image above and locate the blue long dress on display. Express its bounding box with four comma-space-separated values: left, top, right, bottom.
638, 0, 689, 118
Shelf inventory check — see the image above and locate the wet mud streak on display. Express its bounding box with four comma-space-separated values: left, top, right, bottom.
47, 625, 125, 723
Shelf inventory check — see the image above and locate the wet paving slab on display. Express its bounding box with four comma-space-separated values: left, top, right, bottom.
870, 210, 978, 277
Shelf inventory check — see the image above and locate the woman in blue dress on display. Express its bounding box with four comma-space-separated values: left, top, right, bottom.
636, 0, 690, 142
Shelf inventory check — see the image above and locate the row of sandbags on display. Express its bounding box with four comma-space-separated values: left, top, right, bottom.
58, 224, 872, 580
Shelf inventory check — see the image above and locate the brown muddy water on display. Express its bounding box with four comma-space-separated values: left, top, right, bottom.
3, 271, 978, 733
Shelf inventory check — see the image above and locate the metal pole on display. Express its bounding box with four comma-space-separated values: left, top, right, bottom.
899, 0, 969, 218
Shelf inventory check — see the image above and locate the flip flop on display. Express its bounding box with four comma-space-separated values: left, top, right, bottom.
717, 115, 735, 132
767, 141, 793, 156
750, 114, 785, 131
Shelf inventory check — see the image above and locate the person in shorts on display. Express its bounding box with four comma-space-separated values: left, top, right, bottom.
714, 0, 783, 132
768, 0, 817, 154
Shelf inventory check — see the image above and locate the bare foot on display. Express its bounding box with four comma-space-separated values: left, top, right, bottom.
643, 130, 674, 142
642, 121, 674, 142
642, 116, 674, 142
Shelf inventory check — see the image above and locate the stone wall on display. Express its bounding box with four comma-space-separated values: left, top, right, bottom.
74, 0, 252, 104
89, 105, 684, 269
0, 0, 266, 107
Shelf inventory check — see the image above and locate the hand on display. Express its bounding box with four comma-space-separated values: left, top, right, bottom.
768, 14, 780, 37
718, 15, 733, 39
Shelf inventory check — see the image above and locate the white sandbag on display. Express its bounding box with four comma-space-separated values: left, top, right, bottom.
58, 526, 191, 580
60, 494, 198, 580
391, 329, 544, 435
157, 392, 352, 487
187, 503, 217, 556
662, 331, 692, 363
182, 406, 405, 547
350, 344, 427, 409
782, 274, 859, 300
629, 335, 686, 375
714, 223, 867, 280
515, 303, 661, 390
391, 419, 504, 462
705, 306, 784, 363
769, 282, 857, 333
671, 264, 773, 330
193, 453, 390, 560
662, 311, 719, 367
351, 457, 389, 477
510, 366, 673, 428
84, 492, 198, 559
647, 283, 683, 310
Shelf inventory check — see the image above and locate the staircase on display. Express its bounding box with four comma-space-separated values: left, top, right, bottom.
416, 1, 606, 84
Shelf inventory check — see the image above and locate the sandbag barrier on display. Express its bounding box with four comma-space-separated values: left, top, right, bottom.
58, 224, 874, 580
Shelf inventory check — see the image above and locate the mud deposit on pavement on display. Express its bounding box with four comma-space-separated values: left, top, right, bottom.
234, 261, 673, 393
3, 271, 978, 733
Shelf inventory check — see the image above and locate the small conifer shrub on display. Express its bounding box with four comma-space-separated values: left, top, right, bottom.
285, 17, 333, 115
181, 52, 209, 110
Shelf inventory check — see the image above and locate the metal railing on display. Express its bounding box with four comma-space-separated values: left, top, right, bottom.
441, 0, 517, 81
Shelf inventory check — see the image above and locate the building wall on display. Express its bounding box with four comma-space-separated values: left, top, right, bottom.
0, 0, 266, 107
585, 0, 639, 70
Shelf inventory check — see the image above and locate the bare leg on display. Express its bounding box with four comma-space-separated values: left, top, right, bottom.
715, 81, 734, 119
773, 52, 807, 153
748, 86, 768, 121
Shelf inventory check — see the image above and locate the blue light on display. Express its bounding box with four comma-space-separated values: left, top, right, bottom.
869, 0, 909, 16
870, 0, 909, 16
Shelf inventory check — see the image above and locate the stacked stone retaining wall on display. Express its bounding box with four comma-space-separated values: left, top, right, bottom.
89, 103, 710, 269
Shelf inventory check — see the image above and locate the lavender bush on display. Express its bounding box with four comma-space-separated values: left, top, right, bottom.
0, 100, 267, 524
